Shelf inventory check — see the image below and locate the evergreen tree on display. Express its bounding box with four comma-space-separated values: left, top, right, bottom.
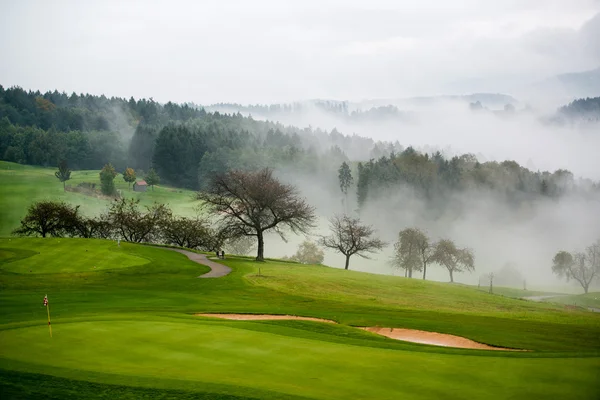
145, 168, 160, 191
99, 163, 118, 196
54, 159, 71, 191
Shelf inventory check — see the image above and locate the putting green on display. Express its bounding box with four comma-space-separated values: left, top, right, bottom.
0, 238, 148, 274
1, 319, 598, 400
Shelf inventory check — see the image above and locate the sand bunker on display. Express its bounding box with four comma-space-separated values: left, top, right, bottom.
196, 314, 524, 351
195, 313, 336, 323
362, 327, 523, 351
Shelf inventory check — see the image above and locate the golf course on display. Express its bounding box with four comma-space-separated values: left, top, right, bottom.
1, 237, 599, 399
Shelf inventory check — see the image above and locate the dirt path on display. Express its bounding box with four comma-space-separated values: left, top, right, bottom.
162, 248, 232, 278
196, 313, 524, 351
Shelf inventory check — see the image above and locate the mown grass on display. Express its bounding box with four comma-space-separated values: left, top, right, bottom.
0, 234, 599, 398
0, 161, 198, 236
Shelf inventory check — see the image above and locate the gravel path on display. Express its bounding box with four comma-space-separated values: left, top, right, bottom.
162, 248, 232, 278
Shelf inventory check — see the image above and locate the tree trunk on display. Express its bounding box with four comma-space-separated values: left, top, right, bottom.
422, 263, 427, 280
449, 269, 454, 283
344, 255, 350, 270
256, 232, 265, 261
583, 283, 588, 294
408, 268, 413, 278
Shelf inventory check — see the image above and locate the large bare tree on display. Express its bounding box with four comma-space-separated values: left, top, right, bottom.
320, 214, 386, 270
552, 241, 600, 293
431, 239, 475, 283
197, 168, 316, 261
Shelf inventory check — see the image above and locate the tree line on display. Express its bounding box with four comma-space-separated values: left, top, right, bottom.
3, 84, 596, 206
354, 148, 597, 208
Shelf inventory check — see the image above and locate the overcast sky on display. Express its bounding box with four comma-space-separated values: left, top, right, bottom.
1, 0, 599, 104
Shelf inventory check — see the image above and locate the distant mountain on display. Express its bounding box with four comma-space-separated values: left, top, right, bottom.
532, 67, 600, 102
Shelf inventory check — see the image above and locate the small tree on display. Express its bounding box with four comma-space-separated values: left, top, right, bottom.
108, 198, 171, 243
100, 163, 118, 196
12, 201, 80, 238
290, 240, 325, 264
198, 168, 316, 261
161, 216, 215, 250
431, 239, 475, 283
338, 162, 353, 212
487, 272, 495, 294
73, 215, 114, 239
55, 160, 71, 191
225, 235, 256, 256
145, 168, 160, 191
552, 243, 599, 294
320, 214, 386, 270
123, 167, 136, 190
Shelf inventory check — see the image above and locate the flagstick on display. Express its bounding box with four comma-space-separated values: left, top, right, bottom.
47, 302, 52, 338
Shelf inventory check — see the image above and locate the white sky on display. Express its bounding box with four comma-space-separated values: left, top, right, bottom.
1, 0, 599, 104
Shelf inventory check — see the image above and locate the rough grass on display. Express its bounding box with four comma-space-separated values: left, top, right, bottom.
1, 238, 599, 399
544, 293, 600, 309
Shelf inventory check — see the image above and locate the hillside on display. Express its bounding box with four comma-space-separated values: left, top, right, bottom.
0, 161, 198, 236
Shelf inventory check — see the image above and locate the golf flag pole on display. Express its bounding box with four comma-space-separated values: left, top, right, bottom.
43, 294, 52, 337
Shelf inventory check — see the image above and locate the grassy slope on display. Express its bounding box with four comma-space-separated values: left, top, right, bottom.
543, 293, 600, 309
0, 161, 198, 236
1, 238, 600, 399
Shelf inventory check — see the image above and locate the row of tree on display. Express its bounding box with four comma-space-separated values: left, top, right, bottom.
55, 160, 160, 195
390, 228, 474, 282
12, 199, 225, 251
354, 148, 594, 208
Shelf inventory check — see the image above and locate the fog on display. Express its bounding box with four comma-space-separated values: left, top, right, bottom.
246, 101, 600, 292
2, 1, 600, 291
219, 100, 600, 180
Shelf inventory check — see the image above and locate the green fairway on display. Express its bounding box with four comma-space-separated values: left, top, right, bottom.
1, 238, 599, 399
0, 238, 147, 274
2, 318, 600, 400
0, 161, 198, 236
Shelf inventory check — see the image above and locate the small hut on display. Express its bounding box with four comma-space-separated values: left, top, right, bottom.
133, 180, 148, 192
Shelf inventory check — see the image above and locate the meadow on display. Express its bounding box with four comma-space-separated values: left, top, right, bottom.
0, 161, 198, 236
0, 238, 599, 399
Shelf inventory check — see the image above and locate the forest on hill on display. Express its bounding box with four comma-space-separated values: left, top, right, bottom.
1, 85, 598, 209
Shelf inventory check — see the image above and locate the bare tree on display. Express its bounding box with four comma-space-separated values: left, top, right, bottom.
487, 272, 495, 294
552, 242, 600, 293
108, 198, 171, 243
431, 239, 475, 283
161, 216, 215, 250
197, 168, 316, 261
320, 214, 386, 270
